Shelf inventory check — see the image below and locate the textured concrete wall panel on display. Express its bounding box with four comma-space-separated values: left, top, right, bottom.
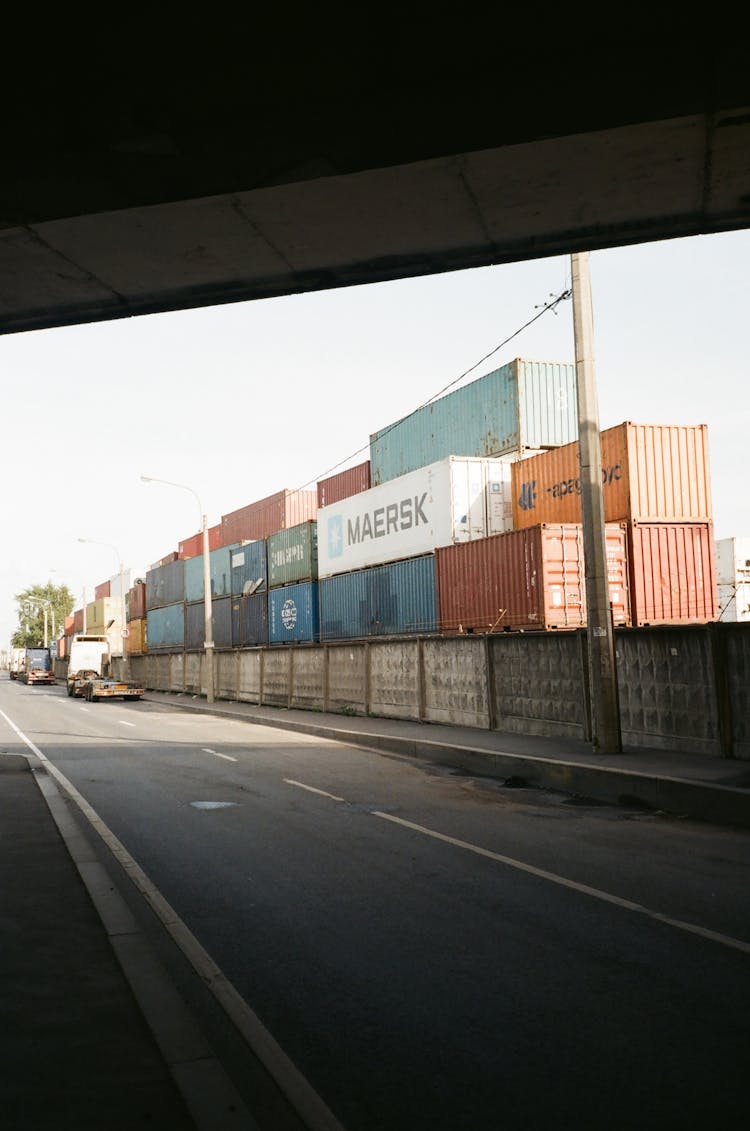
726, 626, 750, 758
490, 633, 585, 738
423, 637, 489, 728
290, 648, 324, 710
238, 651, 261, 702
369, 641, 420, 720
327, 644, 367, 714
263, 648, 291, 705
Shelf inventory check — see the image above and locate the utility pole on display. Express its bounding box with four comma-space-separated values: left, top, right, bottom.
570, 251, 622, 753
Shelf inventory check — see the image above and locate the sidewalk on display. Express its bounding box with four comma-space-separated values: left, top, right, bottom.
144, 691, 750, 832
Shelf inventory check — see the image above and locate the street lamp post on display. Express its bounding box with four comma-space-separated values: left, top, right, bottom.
78, 538, 127, 673
140, 475, 214, 704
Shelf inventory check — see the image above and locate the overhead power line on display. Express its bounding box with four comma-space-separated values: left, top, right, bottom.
298, 286, 572, 492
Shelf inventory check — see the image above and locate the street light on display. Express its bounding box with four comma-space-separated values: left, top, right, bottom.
78, 538, 127, 671
140, 475, 214, 704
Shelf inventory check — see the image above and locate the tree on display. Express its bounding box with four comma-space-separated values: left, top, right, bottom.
12, 582, 75, 648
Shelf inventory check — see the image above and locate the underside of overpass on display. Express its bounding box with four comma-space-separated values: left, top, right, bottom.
3, 31, 750, 335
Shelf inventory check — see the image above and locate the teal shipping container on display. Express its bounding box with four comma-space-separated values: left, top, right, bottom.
185, 544, 237, 603
369, 357, 577, 485
146, 603, 184, 651
319, 555, 437, 641
268, 521, 318, 588
146, 559, 185, 611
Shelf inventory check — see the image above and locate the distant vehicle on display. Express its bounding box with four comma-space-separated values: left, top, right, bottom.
66, 634, 143, 702
9, 647, 25, 680
21, 647, 56, 686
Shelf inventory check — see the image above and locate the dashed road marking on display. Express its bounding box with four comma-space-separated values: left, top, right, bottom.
202, 748, 238, 763
284, 779, 345, 802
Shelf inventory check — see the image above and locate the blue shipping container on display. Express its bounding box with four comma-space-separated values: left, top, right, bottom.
319, 555, 437, 641
231, 593, 269, 647
230, 541, 268, 597
185, 597, 233, 650
369, 358, 577, 485
146, 603, 185, 650
268, 582, 319, 644
146, 559, 185, 611
185, 545, 237, 603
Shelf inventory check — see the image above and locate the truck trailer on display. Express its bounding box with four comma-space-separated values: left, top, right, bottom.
66, 634, 144, 702
21, 647, 55, 685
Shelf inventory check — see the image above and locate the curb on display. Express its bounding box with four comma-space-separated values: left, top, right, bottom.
144, 693, 750, 832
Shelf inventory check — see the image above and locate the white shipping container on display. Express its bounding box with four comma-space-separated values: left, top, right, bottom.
317, 455, 534, 578
716, 537, 750, 621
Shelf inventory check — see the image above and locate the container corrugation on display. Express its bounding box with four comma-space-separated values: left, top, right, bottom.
95, 580, 111, 599
185, 597, 233, 651
317, 461, 371, 508
319, 554, 438, 641
150, 551, 179, 569
268, 521, 318, 588
221, 489, 318, 545
126, 618, 148, 655
127, 582, 147, 622
185, 545, 236, 603
627, 522, 717, 626
268, 582, 320, 644
231, 593, 269, 647
436, 524, 630, 632
86, 597, 119, 627
57, 636, 68, 660
178, 525, 224, 559
511, 422, 712, 528
146, 559, 185, 611
64, 614, 75, 633
318, 455, 529, 579
369, 358, 577, 485
230, 541, 268, 597
146, 603, 185, 650
73, 609, 84, 632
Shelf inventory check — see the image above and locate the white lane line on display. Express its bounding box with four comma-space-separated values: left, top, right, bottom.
202, 748, 238, 763
0, 704, 346, 1131
118, 721, 136, 727
373, 811, 750, 956
79, 707, 90, 712
284, 779, 345, 802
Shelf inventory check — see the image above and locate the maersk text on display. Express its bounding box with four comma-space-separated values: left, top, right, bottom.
346, 494, 429, 545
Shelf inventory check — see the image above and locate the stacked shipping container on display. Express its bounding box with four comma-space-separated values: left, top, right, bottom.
716, 536, 750, 622
510, 423, 717, 625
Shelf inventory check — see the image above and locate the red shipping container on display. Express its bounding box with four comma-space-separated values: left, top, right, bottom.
317, 460, 371, 509
627, 522, 717, 625
179, 525, 225, 559
128, 581, 147, 622
436, 523, 630, 633
95, 580, 111, 599
221, 489, 317, 545
64, 614, 75, 633
73, 608, 84, 632
150, 550, 179, 569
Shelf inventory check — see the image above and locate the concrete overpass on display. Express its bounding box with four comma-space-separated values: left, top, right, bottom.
3, 32, 749, 334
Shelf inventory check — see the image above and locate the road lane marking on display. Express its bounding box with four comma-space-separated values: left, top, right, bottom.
284, 779, 345, 802
118, 721, 136, 727
80, 707, 90, 712
0, 704, 347, 1131
202, 748, 238, 763
372, 811, 750, 956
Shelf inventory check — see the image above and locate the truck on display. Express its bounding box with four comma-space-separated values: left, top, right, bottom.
8, 647, 25, 680
21, 647, 56, 685
66, 634, 144, 702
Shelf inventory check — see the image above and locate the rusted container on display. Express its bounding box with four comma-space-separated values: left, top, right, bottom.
221, 489, 317, 545
627, 521, 717, 625
127, 581, 147, 622
178, 524, 224, 559
150, 550, 179, 569
126, 618, 148, 655
95, 580, 111, 599
436, 523, 630, 632
73, 608, 84, 632
512, 422, 712, 529
64, 614, 75, 634
57, 636, 67, 660
317, 461, 371, 509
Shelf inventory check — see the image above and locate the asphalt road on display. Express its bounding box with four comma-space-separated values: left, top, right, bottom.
3, 678, 749, 1131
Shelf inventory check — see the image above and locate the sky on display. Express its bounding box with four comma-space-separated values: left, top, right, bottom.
2, 229, 748, 646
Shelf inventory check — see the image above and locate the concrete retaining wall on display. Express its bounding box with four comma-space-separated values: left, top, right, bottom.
82, 623, 749, 760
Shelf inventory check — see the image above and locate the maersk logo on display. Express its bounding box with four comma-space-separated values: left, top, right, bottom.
327, 493, 429, 556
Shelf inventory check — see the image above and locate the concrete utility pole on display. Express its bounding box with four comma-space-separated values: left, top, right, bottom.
570, 251, 622, 753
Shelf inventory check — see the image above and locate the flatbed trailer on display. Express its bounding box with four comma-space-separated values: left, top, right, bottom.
72, 676, 144, 702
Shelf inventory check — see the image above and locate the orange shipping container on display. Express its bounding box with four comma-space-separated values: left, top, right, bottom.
221, 489, 317, 545
627, 522, 717, 626
126, 618, 148, 654
436, 523, 630, 633
512, 422, 712, 529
